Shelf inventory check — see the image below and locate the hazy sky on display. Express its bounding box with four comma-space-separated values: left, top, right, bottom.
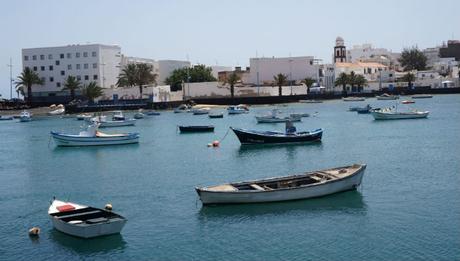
0, 0, 458, 98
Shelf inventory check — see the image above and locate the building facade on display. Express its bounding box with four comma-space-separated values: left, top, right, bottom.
22, 44, 121, 100
439, 40, 460, 61
248, 56, 319, 85
346, 43, 400, 70
157, 60, 191, 85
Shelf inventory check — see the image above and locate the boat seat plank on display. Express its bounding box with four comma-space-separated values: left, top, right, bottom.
250, 184, 265, 191
57, 210, 102, 219
86, 217, 109, 224
316, 171, 340, 179
310, 175, 323, 181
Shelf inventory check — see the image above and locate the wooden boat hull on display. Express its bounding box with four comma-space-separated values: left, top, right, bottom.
256, 116, 301, 123
51, 132, 139, 146
371, 111, 429, 120
179, 126, 214, 133
49, 200, 127, 238
231, 127, 322, 145
196, 164, 366, 204
209, 114, 224, 118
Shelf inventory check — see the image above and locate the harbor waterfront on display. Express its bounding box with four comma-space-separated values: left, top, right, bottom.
0, 95, 459, 260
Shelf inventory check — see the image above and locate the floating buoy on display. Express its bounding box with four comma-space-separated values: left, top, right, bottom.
212, 140, 220, 147
207, 143, 213, 147
105, 203, 113, 211
28, 227, 40, 237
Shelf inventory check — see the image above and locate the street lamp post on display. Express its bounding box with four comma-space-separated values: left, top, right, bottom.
289, 58, 293, 95
7, 58, 13, 99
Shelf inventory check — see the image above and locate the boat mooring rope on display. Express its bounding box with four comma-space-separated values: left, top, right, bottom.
219, 128, 231, 143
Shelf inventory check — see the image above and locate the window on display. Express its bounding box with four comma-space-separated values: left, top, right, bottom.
83, 52, 88, 57
56, 82, 61, 88
60, 70, 65, 76
55, 60, 60, 66
76, 75, 81, 81
40, 54, 45, 60
93, 75, 98, 80
84, 63, 88, 69
25, 66, 30, 70
76, 52, 80, 58
76, 64, 81, 70
49, 65, 53, 71
67, 64, 72, 70
32, 55, 37, 60
24, 55, 29, 61
33, 66, 37, 71
41, 77, 46, 83
49, 77, 54, 82
67, 53, 71, 59
92, 63, 97, 69
60, 53, 64, 59
92, 51, 97, 57
48, 54, 53, 59
40, 66, 45, 71
84, 75, 89, 80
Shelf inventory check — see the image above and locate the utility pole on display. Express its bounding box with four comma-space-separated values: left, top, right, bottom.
7, 58, 13, 99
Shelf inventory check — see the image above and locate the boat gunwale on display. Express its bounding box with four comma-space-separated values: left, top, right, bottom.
231, 127, 323, 138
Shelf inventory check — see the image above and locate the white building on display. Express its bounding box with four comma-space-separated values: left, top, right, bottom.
347, 43, 400, 70
120, 55, 160, 77
22, 44, 121, 99
157, 60, 191, 85
248, 56, 320, 85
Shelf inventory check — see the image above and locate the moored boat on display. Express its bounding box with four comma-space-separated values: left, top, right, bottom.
401, 100, 415, 104
209, 112, 224, 118
76, 113, 92, 121
145, 111, 160, 116
255, 109, 301, 123
192, 108, 210, 115
376, 93, 399, 100
342, 97, 365, 102
174, 104, 192, 113
133, 109, 145, 119
112, 111, 125, 121
356, 104, 372, 114
51, 123, 139, 146
179, 125, 215, 133
48, 106, 65, 116
231, 121, 322, 145
19, 110, 32, 122
412, 94, 433, 99
299, 100, 323, 103
227, 105, 249, 114
88, 115, 136, 127
0, 115, 14, 121
371, 107, 429, 120
195, 164, 366, 204
48, 199, 127, 238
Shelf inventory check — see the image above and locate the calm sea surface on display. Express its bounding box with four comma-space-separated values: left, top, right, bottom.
1, 95, 459, 261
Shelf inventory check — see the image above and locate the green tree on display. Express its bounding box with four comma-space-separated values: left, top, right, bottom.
274, 73, 288, 96
117, 64, 137, 88
117, 63, 157, 98
348, 71, 357, 92
226, 72, 240, 98
165, 64, 217, 91
355, 74, 367, 91
62, 75, 81, 101
82, 82, 104, 103
401, 72, 415, 88
302, 77, 316, 93
335, 72, 348, 95
398, 47, 427, 71
15, 67, 44, 104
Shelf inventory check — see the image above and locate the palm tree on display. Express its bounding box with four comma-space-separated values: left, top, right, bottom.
15, 67, 43, 104
348, 71, 357, 92
355, 75, 367, 92
117, 63, 137, 88
62, 75, 81, 101
226, 73, 240, 98
117, 63, 157, 98
335, 72, 348, 96
402, 72, 415, 89
274, 73, 287, 96
82, 82, 103, 104
302, 77, 316, 93
136, 63, 157, 98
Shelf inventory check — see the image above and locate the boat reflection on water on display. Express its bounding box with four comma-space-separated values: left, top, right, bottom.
198, 190, 366, 220
49, 230, 127, 254
236, 141, 323, 158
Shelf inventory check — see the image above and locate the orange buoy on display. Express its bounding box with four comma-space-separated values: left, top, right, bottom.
212, 140, 220, 147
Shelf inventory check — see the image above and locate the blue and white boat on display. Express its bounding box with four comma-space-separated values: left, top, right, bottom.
227, 105, 249, 115
87, 115, 136, 127
51, 123, 139, 146
19, 111, 32, 122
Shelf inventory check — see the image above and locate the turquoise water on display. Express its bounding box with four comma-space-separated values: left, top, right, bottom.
1, 95, 459, 261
